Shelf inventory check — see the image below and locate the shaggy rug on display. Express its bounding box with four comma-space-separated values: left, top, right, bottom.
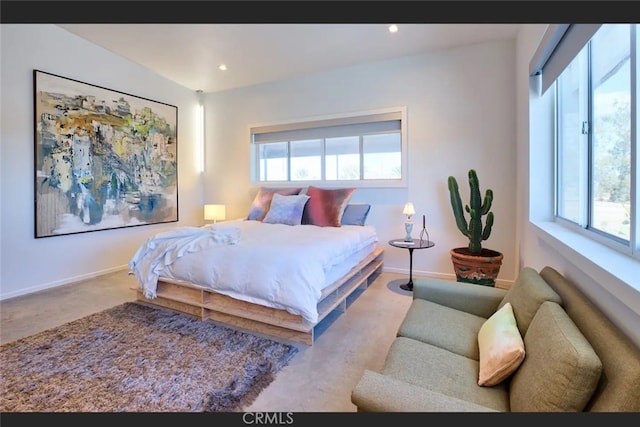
0, 302, 298, 412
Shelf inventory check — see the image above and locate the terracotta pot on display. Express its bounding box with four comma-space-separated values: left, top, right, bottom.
450, 247, 503, 287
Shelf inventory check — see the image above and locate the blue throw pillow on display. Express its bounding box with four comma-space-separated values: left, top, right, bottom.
262, 193, 310, 226
341, 204, 371, 226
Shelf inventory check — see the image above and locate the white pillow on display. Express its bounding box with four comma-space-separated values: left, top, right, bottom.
477, 302, 526, 386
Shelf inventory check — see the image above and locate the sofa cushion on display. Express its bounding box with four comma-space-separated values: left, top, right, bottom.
498, 267, 562, 336
509, 301, 603, 412
398, 299, 486, 360
382, 337, 510, 412
477, 302, 525, 387
540, 266, 640, 411
412, 278, 507, 319
351, 370, 499, 412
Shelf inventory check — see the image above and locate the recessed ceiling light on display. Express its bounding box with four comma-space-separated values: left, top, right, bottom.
218, 64, 227, 71
388, 24, 399, 33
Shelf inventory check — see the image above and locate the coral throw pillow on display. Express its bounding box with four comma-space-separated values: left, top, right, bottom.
302, 186, 355, 227
246, 187, 302, 221
477, 302, 526, 386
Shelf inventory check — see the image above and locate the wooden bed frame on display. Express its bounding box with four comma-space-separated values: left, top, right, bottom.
135, 247, 384, 346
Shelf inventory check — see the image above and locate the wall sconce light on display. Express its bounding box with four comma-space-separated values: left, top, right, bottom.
204, 204, 226, 224
402, 202, 416, 242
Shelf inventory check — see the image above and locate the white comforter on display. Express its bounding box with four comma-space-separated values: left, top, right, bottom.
129, 220, 379, 324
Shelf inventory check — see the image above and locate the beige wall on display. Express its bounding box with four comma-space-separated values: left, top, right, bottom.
0, 24, 204, 298
203, 39, 518, 285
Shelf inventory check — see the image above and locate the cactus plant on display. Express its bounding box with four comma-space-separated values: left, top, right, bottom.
448, 169, 494, 254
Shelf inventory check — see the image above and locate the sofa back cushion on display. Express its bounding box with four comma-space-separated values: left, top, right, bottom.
540, 266, 640, 411
509, 301, 603, 412
498, 267, 562, 336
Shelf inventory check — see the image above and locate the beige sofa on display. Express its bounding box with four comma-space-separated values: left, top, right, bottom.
351, 266, 640, 412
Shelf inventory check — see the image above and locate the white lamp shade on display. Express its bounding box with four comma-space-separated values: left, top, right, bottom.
402, 202, 416, 216
204, 204, 226, 221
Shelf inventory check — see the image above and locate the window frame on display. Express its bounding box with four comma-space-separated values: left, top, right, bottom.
552, 24, 639, 261
248, 106, 408, 188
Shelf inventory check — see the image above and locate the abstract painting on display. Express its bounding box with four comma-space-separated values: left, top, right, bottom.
34, 70, 178, 238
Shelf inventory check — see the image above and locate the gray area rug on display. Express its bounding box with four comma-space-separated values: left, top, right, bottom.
0, 302, 298, 412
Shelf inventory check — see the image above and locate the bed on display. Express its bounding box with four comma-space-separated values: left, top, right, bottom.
129, 194, 383, 345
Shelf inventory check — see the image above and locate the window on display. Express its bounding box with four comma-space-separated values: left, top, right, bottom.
551, 24, 638, 257
250, 107, 407, 187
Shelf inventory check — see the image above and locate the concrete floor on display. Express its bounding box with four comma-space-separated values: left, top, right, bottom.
0, 269, 415, 412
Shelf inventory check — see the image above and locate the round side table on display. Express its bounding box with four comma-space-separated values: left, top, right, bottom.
388, 238, 435, 291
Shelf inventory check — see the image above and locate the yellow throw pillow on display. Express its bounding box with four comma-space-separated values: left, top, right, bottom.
477, 302, 526, 386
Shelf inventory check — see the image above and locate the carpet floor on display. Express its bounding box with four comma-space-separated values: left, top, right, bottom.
0, 302, 298, 412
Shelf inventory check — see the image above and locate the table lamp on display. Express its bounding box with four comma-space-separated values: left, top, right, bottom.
204, 204, 226, 224
403, 202, 415, 242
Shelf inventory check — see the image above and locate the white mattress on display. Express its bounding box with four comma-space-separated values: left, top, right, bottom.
130, 220, 379, 324
322, 242, 378, 288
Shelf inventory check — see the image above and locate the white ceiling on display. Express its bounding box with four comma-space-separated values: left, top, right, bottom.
58, 23, 521, 94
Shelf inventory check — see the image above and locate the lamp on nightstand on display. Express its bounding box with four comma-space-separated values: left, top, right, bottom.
204, 204, 226, 224
402, 202, 415, 242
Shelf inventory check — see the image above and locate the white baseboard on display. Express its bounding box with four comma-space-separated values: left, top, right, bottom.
0, 264, 129, 301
